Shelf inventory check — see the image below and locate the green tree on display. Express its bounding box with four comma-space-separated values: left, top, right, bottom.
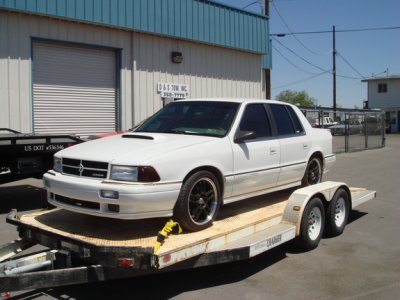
275, 90, 316, 107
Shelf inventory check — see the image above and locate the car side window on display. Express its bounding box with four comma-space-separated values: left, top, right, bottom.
269, 104, 303, 136
239, 104, 272, 138
286, 106, 305, 134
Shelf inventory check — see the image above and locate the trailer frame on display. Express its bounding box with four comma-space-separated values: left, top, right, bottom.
0, 181, 376, 293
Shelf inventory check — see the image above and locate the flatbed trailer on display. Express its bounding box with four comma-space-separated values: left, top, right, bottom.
0, 128, 83, 184
0, 181, 376, 294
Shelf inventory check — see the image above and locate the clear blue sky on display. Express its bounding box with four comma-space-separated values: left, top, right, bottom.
218, 0, 400, 108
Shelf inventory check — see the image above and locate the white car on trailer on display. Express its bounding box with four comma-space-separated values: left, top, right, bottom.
44, 98, 336, 231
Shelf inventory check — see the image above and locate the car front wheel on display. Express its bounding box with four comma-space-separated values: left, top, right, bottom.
174, 171, 221, 232
302, 157, 322, 186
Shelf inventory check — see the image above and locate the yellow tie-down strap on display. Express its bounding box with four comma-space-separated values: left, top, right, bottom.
153, 219, 182, 253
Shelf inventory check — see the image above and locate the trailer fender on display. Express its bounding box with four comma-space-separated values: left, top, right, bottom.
282, 181, 351, 236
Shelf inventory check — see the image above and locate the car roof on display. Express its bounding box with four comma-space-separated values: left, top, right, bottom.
175, 98, 289, 105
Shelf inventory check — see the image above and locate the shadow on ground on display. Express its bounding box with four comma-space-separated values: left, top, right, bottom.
0, 184, 47, 214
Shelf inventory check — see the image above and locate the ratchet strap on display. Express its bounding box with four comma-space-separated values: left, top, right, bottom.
153, 219, 182, 253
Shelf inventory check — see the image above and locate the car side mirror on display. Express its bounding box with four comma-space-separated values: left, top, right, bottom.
234, 131, 257, 144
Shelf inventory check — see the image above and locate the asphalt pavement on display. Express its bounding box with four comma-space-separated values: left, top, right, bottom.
0, 135, 399, 300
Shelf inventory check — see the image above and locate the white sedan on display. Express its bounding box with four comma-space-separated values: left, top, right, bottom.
43, 99, 335, 231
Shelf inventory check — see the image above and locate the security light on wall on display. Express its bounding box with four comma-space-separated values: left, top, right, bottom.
171, 51, 183, 63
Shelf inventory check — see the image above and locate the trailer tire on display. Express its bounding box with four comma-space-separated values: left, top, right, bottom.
174, 171, 221, 232
325, 188, 350, 237
297, 197, 325, 251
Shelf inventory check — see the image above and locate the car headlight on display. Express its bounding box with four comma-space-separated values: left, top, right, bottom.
53, 157, 62, 173
110, 165, 161, 182
110, 166, 138, 182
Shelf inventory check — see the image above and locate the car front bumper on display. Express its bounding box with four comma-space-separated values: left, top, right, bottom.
43, 172, 182, 219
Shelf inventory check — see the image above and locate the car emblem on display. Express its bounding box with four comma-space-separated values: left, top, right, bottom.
79, 163, 84, 175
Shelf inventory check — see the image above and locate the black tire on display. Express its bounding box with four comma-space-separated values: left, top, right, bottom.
325, 188, 350, 237
174, 171, 222, 232
302, 156, 323, 186
297, 197, 325, 251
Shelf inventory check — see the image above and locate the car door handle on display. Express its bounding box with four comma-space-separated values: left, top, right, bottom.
303, 143, 309, 149
270, 148, 277, 155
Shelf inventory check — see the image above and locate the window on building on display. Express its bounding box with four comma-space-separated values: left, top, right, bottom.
378, 83, 387, 93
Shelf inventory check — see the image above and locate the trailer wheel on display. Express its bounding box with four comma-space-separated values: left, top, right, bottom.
174, 171, 221, 232
325, 188, 350, 236
302, 157, 322, 186
297, 197, 325, 251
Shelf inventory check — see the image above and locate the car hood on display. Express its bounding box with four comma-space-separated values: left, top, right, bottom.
56, 132, 219, 164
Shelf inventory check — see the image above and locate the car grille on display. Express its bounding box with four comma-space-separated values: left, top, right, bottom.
54, 194, 100, 210
62, 158, 108, 179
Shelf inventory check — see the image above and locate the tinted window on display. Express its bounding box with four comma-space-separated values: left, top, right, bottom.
136, 101, 239, 137
269, 104, 295, 135
239, 104, 271, 138
286, 106, 304, 134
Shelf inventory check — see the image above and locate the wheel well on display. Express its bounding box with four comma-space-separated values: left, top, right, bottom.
183, 166, 225, 197
333, 185, 352, 209
312, 192, 328, 206
306, 193, 332, 214
315, 186, 352, 210
309, 151, 324, 169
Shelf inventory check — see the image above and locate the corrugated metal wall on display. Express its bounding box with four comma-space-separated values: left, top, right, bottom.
132, 33, 263, 123
0, 11, 132, 133
0, 10, 264, 133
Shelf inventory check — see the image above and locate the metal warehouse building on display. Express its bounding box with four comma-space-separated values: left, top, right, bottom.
0, 0, 271, 136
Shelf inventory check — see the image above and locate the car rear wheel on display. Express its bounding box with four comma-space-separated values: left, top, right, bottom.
302, 157, 322, 186
174, 171, 221, 232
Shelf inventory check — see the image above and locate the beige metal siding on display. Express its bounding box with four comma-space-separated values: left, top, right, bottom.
0, 11, 132, 133
132, 33, 263, 123
32, 42, 117, 136
0, 10, 264, 133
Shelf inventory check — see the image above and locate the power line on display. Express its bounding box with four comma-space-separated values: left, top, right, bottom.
272, 44, 325, 75
271, 1, 325, 55
241, 1, 261, 9
272, 70, 331, 90
272, 37, 329, 72
336, 51, 366, 79
271, 26, 400, 36
272, 37, 377, 80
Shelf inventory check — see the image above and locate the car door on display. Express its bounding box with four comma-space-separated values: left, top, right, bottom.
231, 103, 280, 197
268, 103, 311, 185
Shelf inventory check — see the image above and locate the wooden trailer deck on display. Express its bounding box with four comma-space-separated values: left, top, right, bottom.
15, 190, 292, 256
8, 184, 375, 270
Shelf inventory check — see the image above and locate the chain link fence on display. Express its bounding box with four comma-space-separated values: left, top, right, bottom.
300, 108, 385, 153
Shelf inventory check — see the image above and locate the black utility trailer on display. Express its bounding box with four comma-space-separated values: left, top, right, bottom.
0, 128, 83, 184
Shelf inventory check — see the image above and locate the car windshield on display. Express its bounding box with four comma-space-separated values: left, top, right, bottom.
135, 101, 240, 137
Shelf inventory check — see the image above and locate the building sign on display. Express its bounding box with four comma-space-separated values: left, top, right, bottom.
157, 82, 189, 99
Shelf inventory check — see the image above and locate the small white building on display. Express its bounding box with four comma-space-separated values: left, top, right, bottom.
362, 75, 400, 133
0, 0, 271, 137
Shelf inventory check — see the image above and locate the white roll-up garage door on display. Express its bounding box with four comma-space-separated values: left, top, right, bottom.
33, 41, 117, 136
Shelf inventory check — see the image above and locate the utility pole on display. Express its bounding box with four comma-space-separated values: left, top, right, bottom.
265, 0, 271, 99
332, 25, 337, 118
